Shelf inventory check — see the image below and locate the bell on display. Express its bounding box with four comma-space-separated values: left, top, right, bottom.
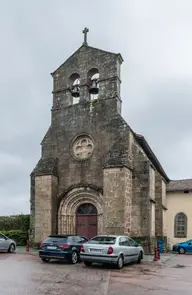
89, 79, 99, 95
71, 85, 80, 98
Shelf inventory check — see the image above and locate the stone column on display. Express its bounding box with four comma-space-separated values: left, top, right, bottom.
34, 175, 58, 244
103, 167, 132, 235
79, 85, 90, 102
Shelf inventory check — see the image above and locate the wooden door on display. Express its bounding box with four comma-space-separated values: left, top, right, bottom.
76, 203, 98, 240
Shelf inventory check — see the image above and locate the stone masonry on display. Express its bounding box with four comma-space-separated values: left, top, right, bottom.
30, 30, 169, 252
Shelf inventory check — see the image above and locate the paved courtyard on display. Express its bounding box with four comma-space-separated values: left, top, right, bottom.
0, 252, 192, 294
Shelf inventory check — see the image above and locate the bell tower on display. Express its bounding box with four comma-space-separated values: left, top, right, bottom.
51, 28, 123, 116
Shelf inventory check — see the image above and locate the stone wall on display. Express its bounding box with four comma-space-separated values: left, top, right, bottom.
34, 175, 58, 243
103, 167, 132, 235
131, 142, 151, 237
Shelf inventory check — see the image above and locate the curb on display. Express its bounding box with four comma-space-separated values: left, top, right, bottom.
16, 251, 38, 256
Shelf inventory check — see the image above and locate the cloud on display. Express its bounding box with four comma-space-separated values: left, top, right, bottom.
0, 0, 192, 214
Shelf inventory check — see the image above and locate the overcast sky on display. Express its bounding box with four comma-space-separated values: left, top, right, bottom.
0, 0, 192, 215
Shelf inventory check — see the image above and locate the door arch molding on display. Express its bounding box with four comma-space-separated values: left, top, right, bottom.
58, 187, 103, 235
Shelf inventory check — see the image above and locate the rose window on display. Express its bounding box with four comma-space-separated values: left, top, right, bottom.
72, 136, 94, 160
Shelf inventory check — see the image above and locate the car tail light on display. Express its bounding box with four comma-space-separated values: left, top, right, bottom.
58, 244, 70, 249
80, 245, 85, 252
107, 247, 113, 255
40, 243, 46, 248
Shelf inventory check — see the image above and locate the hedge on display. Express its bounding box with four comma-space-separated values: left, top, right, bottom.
1, 230, 28, 246
0, 214, 30, 231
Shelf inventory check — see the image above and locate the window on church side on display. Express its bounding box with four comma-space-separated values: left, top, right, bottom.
174, 213, 187, 238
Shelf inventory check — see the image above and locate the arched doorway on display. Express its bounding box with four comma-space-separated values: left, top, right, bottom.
76, 203, 97, 240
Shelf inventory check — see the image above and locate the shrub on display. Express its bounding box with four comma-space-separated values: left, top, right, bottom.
1, 230, 28, 246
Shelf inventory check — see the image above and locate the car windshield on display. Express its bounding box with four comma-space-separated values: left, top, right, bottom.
88, 236, 116, 245
43, 236, 68, 244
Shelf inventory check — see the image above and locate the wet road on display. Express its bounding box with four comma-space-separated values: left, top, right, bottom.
0, 252, 192, 294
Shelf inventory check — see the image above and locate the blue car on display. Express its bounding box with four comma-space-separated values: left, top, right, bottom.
172, 239, 192, 254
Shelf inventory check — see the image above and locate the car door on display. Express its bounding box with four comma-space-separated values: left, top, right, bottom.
128, 238, 139, 261
119, 237, 132, 263
0, 234, 8, 251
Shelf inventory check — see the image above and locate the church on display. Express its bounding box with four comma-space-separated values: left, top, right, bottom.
30, 29, 169, 253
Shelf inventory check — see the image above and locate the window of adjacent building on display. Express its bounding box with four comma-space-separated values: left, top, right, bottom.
174, 213, 187, 238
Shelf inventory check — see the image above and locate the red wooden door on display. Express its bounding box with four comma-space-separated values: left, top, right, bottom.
76, 214, 97, 240
76, 204, 98, 240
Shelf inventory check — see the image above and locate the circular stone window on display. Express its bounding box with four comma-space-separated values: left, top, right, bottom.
72, 135, 94, 160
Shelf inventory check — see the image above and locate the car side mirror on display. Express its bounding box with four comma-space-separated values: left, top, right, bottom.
188, 242, 191, 245
134, 244, 139, 247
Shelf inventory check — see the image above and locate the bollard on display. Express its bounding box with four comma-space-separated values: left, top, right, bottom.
157, 246, 160, 260
154, 246, 158, 261
26, 239, 30, 252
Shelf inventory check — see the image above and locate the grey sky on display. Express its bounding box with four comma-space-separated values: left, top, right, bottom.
0, 0, 192, 215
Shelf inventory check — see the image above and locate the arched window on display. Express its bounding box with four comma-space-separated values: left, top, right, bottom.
76, 203, 97, 215
174, 213, 187, 238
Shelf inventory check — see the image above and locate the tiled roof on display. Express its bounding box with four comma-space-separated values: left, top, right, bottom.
166, 179, 192, 192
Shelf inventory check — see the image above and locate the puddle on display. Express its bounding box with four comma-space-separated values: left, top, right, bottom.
173, 264, 186, 268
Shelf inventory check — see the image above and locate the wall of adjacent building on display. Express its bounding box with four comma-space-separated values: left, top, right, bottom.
166, 191, 192, 247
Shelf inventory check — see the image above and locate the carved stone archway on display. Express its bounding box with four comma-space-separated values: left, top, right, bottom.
58, 187, 103, 236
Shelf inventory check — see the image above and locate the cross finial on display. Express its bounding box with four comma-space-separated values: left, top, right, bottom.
82, 27, 89, 46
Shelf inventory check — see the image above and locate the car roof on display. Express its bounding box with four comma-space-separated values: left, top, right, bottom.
48, 234, 85, 238
92, 235, 132, 238
48, 235, 73, 237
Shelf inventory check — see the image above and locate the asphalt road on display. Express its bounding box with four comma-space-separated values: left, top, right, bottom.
0, 252, 191, 294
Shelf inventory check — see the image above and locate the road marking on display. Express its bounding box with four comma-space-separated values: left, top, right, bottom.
102, 270, 111, 295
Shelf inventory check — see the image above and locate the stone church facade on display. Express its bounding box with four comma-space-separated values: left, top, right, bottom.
30, 32, 169, 252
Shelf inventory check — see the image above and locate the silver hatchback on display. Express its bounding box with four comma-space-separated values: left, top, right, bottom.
80, 235, 144, 269
0, 233, 16, 253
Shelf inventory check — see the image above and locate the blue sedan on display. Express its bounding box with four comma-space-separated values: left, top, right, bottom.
172, 240, 192, 254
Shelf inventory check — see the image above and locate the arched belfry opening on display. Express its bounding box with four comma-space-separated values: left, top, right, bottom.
69, 73, 80, 104
87, 68, 99, 101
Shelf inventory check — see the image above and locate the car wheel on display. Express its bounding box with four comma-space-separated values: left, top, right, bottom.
8, 244, 15, 253
41, 257, 50, 263
137, 252, 142, 264
178, 247, 186, 254
84, 261, 92, 267
70, 251, 78, 264
116, 255, 124, 269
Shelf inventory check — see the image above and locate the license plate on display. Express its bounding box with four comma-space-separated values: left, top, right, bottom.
47, 246, 57, 250
89, 248, 102, 253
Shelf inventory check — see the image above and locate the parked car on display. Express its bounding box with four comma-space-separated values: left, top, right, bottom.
80, 235, 144, 269
0, 233, 16, 253
39, 234, 88, 263
172, 239, 192, 254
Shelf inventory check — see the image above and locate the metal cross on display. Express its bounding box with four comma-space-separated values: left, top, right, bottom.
82, 27, 89, 46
